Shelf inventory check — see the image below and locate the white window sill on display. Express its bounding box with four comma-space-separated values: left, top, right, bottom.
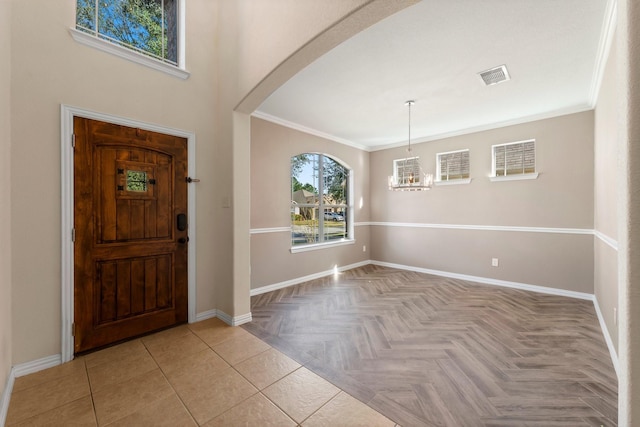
489, 172, 539, 182
435, 178, 472, 186
69, 28, 190, 80
290, 239, 355, 253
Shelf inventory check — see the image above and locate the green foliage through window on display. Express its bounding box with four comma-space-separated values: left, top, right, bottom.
290, 154, 350, 246
126, 170, 147, 192
76, 0, 178, 65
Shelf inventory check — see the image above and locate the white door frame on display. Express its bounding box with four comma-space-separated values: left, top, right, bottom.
60, 104, 197, 362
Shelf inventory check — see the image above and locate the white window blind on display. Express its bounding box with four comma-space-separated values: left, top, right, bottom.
393, 157, 421, 184
437, 150, 469, 181
492, 140, 535, 177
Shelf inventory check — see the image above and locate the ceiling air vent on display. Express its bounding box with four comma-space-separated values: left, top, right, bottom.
478, 65, 510, 86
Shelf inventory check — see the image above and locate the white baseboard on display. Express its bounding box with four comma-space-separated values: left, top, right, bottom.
250, 260, 371, 297
0, 367, 15, 427
251, 259, 594, 301
1, 354, 61, 426
231, 312, 252, 326
371, 260, 594, 301
194, 309, 218, 323
593, 296, 620, 380
13, 355, 61, 378
195, 308, 252, 327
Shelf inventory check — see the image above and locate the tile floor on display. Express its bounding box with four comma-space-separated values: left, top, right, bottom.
6, 318, 399, 426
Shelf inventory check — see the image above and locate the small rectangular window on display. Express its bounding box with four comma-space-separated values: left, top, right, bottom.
436, 149, 470, 182
393, 157, 421, 185
491, 140, 538, 180
76, 0, 179, 66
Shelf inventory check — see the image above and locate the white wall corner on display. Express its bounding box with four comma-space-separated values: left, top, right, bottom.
593, 295, 620, 379
214, 310, 252, 326
0, 367, 15, 427
1, 353, 63, 423
231, 312, 253, 326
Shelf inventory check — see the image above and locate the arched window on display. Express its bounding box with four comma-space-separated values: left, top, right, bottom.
291, 154, 351, 248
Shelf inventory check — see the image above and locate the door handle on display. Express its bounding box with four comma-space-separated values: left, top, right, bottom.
178, 237, 189, 244
177, 213, 187, 231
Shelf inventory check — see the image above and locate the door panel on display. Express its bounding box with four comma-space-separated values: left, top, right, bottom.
74, 117, 188, 354
95, 255, 173, 323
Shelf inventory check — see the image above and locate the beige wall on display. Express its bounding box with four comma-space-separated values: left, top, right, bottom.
250, 111, 597, 294
370, 111, 595, 293
234, 0, 370, 102
216, 0, 401, 315
594, 30, 619, 352
250, 117, 370, 289
1, 0, 13, 403
618, 0, 640, 422
9, 0, 220, 364
7, 0, 402, 365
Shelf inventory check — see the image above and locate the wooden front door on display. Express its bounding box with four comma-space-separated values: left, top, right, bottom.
73, 117, 188, 354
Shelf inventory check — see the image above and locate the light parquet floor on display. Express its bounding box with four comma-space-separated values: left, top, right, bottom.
243, 265, 618, 427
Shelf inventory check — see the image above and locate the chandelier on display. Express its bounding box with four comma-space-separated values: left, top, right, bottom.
388, 100, 433, 191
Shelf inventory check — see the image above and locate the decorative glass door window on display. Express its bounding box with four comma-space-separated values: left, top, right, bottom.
126, 170, 148, 192
115, 161, 156, 199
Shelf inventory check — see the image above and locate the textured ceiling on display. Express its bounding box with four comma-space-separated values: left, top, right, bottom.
254, 0, 614, 150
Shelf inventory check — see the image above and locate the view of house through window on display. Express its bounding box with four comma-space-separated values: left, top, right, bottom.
291, 154, 349, 246
76, 0, 178, 65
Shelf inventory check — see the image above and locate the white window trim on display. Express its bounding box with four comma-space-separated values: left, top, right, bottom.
490, 139, 537, 180
489, 172, 539, 182
435, 149, 470, 184
290, 239, 355, 253
435, 178, 472, 186
69, 0, 188, 79
291, 160, 354, 251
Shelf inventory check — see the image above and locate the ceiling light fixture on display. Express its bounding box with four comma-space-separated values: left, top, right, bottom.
388, 100, 433, 191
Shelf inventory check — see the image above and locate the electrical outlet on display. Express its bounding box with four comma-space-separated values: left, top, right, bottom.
491, 258, 499, 267
614, 307, 617, 325
362, 245, 366, 252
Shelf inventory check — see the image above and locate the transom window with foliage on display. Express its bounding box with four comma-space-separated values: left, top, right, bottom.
492, 140, 536, 177
76, 0, 179, 65
291, 154, 350, 247
436, 149, 470, 183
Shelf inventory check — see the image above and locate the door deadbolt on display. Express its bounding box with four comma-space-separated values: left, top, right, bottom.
177, 213, 187, 231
